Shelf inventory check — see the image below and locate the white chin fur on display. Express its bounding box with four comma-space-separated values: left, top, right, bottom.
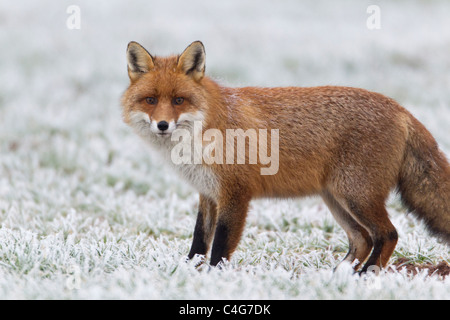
127, 110, 217, 199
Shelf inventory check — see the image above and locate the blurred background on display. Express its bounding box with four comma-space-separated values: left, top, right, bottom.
0, 0, 449, 299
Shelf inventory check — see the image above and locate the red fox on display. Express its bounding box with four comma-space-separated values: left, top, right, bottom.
121, 41, 450, 273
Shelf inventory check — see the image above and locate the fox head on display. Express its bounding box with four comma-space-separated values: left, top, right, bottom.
121, 41, 208, 139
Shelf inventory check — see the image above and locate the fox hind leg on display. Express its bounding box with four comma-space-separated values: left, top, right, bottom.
342, 198, 398, 274
321, 191, 373, 271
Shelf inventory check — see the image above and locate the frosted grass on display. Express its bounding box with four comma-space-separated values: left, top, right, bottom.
0, 0, 449, 299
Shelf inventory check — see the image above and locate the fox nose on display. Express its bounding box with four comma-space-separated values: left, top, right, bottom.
157, 121, 169, 131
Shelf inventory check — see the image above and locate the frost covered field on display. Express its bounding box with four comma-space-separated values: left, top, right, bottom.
0, 0, 449, 299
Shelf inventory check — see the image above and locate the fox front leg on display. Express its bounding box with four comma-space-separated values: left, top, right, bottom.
209, 192, 251, 267
188, 195, 218, 260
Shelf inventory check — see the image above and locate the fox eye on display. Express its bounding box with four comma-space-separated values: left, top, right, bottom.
145, 97, 158, 105
173, 97, 184, 105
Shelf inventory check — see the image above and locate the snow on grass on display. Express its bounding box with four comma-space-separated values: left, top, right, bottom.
0, 0, 449, 299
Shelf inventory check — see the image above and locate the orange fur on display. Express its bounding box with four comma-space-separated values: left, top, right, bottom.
121, 41, 450, 272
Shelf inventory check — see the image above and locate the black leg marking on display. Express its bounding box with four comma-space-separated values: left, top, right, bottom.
360, 230, 398, 274
360, 238, 384, 273
210, 222, 229, 267
188, 211, 207, 259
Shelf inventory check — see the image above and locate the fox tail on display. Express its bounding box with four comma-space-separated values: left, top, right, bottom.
397, 117, 450, 244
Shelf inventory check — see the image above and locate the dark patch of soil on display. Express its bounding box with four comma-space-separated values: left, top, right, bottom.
389, 258, 450, 279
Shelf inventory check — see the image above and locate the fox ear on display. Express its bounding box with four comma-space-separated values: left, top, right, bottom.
126, 41, 154, 82
177, 41, 205, 81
